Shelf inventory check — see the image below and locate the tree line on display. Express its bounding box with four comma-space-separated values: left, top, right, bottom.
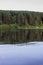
0, 10, 43, 25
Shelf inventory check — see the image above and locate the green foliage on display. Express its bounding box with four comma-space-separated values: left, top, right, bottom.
0, 10, 43, 26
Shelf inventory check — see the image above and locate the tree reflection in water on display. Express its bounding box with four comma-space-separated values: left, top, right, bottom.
0, 29, 43, 44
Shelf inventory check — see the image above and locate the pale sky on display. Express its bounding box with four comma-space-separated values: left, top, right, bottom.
0, 0, 43, 12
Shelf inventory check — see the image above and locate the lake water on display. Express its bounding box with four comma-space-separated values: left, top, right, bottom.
0, 42, 43, 65
0, 29, 43, 65
0, 29, 43, 43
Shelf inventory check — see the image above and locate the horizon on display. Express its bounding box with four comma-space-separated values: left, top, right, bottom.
0, 9, 43, 13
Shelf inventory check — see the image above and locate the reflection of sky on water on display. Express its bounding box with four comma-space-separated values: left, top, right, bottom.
0, 42, 43, 65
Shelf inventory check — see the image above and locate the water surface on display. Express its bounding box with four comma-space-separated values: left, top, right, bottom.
0, 42, 43, 65
0, 29, 43, 43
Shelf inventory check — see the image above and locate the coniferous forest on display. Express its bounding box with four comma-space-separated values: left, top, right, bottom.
0, 10, 43, 27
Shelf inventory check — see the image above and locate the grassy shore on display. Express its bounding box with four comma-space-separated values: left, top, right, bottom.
0, 24, 43, 32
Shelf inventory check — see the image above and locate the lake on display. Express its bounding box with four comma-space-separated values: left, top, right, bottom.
0, 29, 43, 43
0, 29, 43, 65
0, 42, 43, 65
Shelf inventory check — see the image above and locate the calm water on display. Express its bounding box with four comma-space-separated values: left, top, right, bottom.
0, 29, 43, 43
0, 29, 43, 65
0, 42, 43, 65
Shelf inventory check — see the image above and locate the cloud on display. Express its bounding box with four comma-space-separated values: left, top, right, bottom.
0, 0, 43, 12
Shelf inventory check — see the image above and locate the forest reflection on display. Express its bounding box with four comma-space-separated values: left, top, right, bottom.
0, 29, 43, 44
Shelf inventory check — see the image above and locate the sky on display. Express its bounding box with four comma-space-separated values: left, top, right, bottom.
0, 0, 43, 12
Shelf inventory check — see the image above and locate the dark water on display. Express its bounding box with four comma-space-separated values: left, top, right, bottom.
0, 29, 43, 43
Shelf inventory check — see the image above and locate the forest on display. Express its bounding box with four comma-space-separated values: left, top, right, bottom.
0, 10, 43, 29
